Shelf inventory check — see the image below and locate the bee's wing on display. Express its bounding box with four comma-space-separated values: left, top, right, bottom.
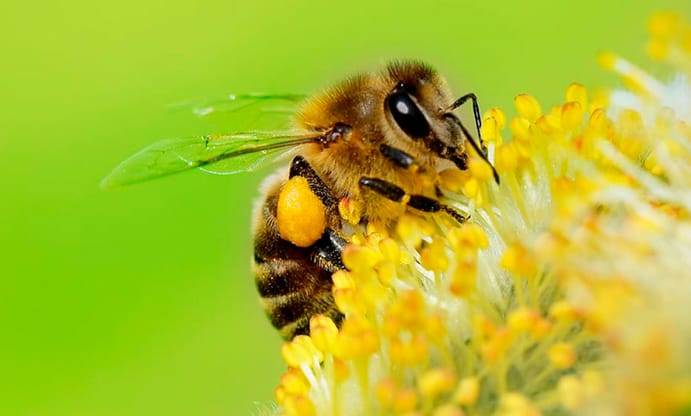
170, 93, 308, 131
101, 132, 320, 189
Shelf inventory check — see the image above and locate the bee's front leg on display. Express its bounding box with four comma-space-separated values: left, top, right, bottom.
359, 177, 468, 224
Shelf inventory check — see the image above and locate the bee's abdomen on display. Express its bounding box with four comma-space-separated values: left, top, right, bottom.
252, 176, 342, 339
253, 255, 340, 339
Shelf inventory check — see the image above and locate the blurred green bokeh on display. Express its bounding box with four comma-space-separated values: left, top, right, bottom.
2, 1, 688, 415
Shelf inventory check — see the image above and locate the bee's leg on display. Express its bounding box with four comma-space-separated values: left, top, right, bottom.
311, 228, 347, 272
289, 155, 338, 209
379, 143, 416, 169
447, 92, 485, 153
287, 155, 347, 271
359, 177, 468, 223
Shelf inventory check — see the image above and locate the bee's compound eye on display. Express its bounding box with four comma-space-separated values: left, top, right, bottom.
386, 90, 431, 138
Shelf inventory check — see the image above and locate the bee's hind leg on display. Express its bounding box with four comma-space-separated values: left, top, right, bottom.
359, 177, 468, 224
287, 155, 347, 271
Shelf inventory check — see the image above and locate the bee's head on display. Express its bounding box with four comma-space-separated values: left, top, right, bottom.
383, 61, 468, 169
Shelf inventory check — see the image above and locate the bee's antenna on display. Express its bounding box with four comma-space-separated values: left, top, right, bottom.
447, 93, 499, 184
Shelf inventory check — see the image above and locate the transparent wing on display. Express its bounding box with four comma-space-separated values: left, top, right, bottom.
101, 132, 320, 189
170, 93, 307, 131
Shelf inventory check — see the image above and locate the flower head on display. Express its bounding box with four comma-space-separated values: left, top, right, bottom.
272, 12, 691, 416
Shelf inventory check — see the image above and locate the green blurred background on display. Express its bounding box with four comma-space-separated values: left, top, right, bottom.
2, 0, 688, 414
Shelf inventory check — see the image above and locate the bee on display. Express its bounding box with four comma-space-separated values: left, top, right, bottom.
102, 61, 498, 339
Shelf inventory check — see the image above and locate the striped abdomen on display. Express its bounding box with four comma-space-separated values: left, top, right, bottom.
252, 174, 343, 339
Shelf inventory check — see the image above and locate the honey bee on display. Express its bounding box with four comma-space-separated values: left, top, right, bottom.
102, 61, 498, 339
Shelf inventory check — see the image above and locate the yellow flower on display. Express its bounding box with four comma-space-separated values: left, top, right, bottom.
272, 13, 691, 416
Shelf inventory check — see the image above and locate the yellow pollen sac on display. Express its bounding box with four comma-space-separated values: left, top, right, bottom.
509, 116, 533, 142
514, 94, 543, 122
647, 11, 680, 41
279, 368, 310, 395
389, 335, 428, 365
425, 313, 447, 343
342, 244, 382, 272
277, 176, 326, 248
333, 286, 365, 316
500, 244, 538, 277
596, 51, 618, 70
309, 314, 338, 354
561, 101, 584, 132
334, 315, 379, 359
282, 394, 316, 416
507, 307, 540, 333
549, 342, 577, 369
549, 300, 581, 322
392, 388, 419, 413
439, 168, 469, 192
450, 260, 477, 298
494, 143, 518, 172
565, 83, 588, 112
280, 335, 324, 368
447, 224, 488, 250
557, 375, 583, 411
378, 237, 401, 264
481, 115, 501, 145
453, 377, 480, 405
432, 404, 465, 416
420, 237, 450, 273
468, 158, 494, 182
498, 393, 541, 416
530, 317, 553, 339
338, 196, 362, 225
332, 270, 355, 290
418, 368, 457, 399
581, 370, 604, 398
484, 107, 506, 129
375, 377, 397, 408
333, 357, 349, 382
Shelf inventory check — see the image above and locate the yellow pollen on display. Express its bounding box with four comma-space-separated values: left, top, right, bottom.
279, 368, 310, 395
418, 368, 457, 399
281, 335, 323, 368
439, 168, 469, 192
549, 300, 581, 322
560, 101, 584, 132
420, 237, 450, 273
581, 370, 604, 398
597, 51, 618, 70
378, 237, 401, 264
375, 377, 397, 407
331, 270, 355, 289
277, 176, 326, 248
342, 244, 382, 272
549, 342, 577, 369
392, 388, 419, 413
557, 375, 583, 410
338, 196, 362, 225
468, 157, 494, 182
495, 143, 519, 172
500, 244, 538, 276
282, 394, 316, 416
432, 404, 465, 416
565, 83, 588, 112
334, 315, 379, 359
309, 314, 338, 354
509, 116, 533, 142
453, 377, 480, 405
333, 357, 349, 382
498, 393, 541, 416
484, 107, 507, 129
508, 307, 540, 333
514, 94, 543, 122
